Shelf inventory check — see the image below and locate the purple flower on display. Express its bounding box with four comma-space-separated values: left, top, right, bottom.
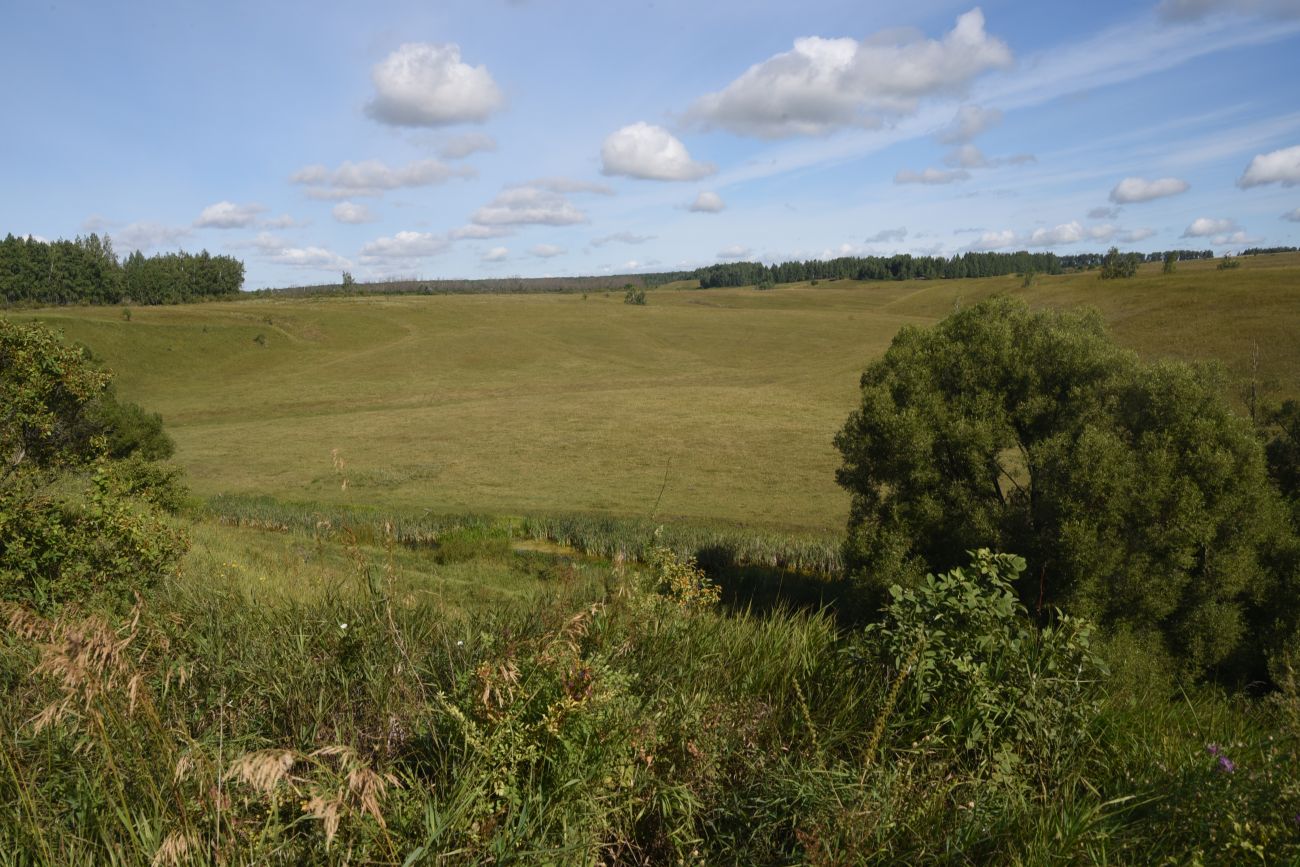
1205, 743, 1222, 757
1216, 755, 1236, 773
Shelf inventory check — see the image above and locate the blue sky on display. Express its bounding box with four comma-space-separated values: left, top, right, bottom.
3, 0, 1299, 288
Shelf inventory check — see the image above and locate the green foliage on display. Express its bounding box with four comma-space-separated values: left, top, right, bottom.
433, 525, 512, 564
0, 319, 186, 609
1163, 251, 1178, 274
341, 270, 355, 289
834, 297, 1296, 679
623, 285, 647, 305
1218, 256, 1241, 270
858, 550, 1106, 779
645, 533, 721, 608
1099, 246, 1139, 279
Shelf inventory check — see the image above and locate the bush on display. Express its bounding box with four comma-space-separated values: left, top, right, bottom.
623, 285, 646, 305
856, 550, 1106, 781
834, 297, 1296, 679
0, 318, 187, 610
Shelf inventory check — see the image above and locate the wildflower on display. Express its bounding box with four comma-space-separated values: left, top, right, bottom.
1217, 755, 1236, 773
339, 622, 348, 631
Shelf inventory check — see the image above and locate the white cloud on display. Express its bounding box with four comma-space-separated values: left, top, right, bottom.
969, 230, 1019, 251
1085, 224, 1156, 243
937, 104, 1003, 143
592, 231, 655, 246
482, 246, 510, 262
471, 185, 588, 226
269, 246, 353, 270
438, 132, 498, 159
1283, 207, 1300, 221
689, 191, 726, 212
944, 144, 989, 168
450, 224, 513, 240
865, 227, 908, 243
116, 222, 191, 251
360, 231, 451, 259
1027, 221, 1086, 246
717, 244, 752, 259
1159, 0, 1300, 20
894, 167, 970, 184
1182, 216, 1238, 236
686, 9, 1011, 138
260, 214, 305, 229
529, 243, 565, 258
364, 43, 504, 127
513, 176, 615, 195
82, 214, 115, 232
1109, 176, 1191, 203
1212, 230, 1254, 245
1088, 206, 1121, 219
1238, 144, 1300, 187
194, 201, 266, 229
600, 123, 714, 181
290, 158, 474, 199
332, 202, 377, 224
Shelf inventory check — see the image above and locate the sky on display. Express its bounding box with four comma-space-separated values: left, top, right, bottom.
3, 0, 1299, 289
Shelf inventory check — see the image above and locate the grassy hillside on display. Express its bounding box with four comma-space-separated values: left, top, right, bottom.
15, 252, 1300, 530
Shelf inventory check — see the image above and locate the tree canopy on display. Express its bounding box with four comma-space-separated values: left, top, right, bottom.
834, 296, 1297, 679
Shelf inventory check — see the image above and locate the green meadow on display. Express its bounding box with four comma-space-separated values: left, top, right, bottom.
17, 252, 1300, 530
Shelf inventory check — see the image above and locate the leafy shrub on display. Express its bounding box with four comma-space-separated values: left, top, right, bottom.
1099, 246, 1139, 279
1218, 256, 1240, 270
834, 297, 1296, 679
856, 550, 1106, 782
623, 285, 647, 305
0, 318, 186, 610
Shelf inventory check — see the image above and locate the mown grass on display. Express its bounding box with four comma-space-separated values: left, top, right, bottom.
15, 253, 1300, 530
2, 528, 1296, 864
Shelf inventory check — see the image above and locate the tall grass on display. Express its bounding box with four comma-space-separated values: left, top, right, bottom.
2, 531, 1297, 864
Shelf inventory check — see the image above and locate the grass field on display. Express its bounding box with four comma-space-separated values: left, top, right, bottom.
15, 252, 1300, 531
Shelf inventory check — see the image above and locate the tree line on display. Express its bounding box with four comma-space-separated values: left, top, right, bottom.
693, 249, 1218, 288
0, 233, 244, 306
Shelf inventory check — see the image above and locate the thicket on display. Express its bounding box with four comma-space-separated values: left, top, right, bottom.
0, 233, 243, 306
0, 318, 187, 609
834, 296, 1299, 682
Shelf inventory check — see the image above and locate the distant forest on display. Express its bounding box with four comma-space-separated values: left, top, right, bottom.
0, 234, 244, 306
258, 271, 690, 299
693, 249, 1222, 288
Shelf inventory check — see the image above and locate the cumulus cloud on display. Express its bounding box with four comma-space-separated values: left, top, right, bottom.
1084, 224, 1156, 243
482, 246, 510, 262
1182, 217, 1238, 237
437, 132, 498, 159
600, 123, 714, 181
1283, 207, 1300, 222
1025, 221, 1086, 246
116, 222, 191, 252
937, 104, 1002, 144
194, 201, 266, 229
364, 43, 504, 127
360, 231, 451, 260
972, 221, 1153, 251
1109, 176, 1190, 203
260, 214, 305, 229
865, 227, 908, 244
717, 244, 752, 260
944, 144, 989, 168
592, 231, 655, 246
685, 9, 1011, 138
450, 224, 513, 240
689, 191, 726, 212
291, 159, 474, 199
894, 167, 970, 185
1159, 0, 1300, 20
332, 202, 377, 224
969, 229, 1018, 251
513, 176, 615, 195
269, 246, 353, 270
1238, 144, 1300, 188
471, 185, 588, 226
529, 243, 565, 258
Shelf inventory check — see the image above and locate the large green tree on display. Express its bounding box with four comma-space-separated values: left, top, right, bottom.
834, 296, 1296, 678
